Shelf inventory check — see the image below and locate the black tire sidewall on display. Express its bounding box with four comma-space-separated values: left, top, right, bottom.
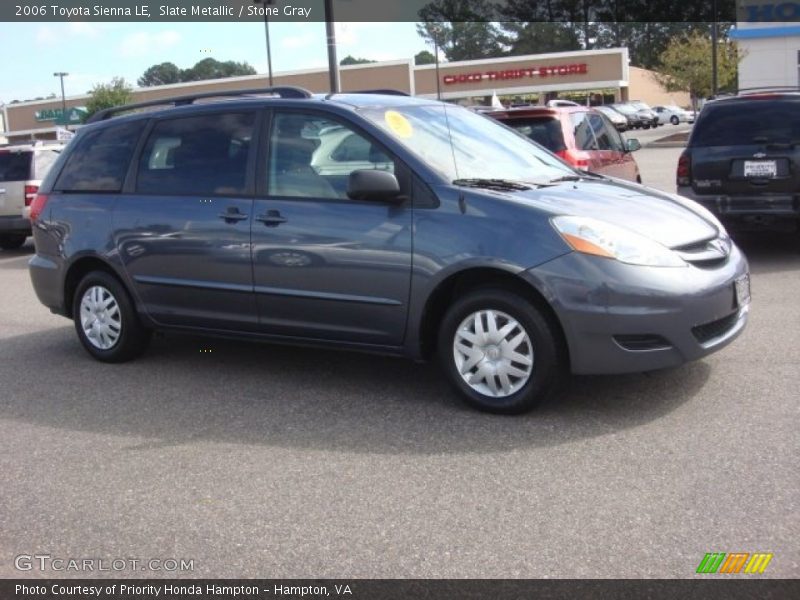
72, 271, 149, 363
437, 289, 561, 414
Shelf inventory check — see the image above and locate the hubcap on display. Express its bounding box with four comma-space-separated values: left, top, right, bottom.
453, 309, 534, 398
79, 285, 122, 350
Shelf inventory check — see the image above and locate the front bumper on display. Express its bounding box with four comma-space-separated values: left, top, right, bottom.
677, 186, 800, 218
523, 244, 749, 375
0, 215, 31, 235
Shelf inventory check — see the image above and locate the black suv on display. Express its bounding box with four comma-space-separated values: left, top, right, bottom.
677, 91, 800, 228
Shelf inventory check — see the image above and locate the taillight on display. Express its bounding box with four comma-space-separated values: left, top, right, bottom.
29, 193, 49, 222
677, 152, 691, 186
556, 149, 590, 169
24, 184, 39, 207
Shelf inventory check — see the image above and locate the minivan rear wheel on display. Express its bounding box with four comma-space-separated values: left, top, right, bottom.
438, 289, 562, 414
72, 271, 150, 362
0, 234, 26, 250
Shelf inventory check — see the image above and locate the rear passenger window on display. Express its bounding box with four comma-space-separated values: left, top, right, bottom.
136, 112, 255, 196
55, 121, 141, 192
570, 112, 597, 151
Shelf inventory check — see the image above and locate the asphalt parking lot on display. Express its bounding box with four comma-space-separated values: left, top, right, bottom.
0, 144, 797, 579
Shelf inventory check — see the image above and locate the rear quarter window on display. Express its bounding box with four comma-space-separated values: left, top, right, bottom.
691, 99, 800, 147
54, 121, 143, 192
0, 151, 33, 182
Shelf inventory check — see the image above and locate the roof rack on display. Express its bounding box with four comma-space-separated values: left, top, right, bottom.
85, 86, 313, 124
324, 89, 410, 100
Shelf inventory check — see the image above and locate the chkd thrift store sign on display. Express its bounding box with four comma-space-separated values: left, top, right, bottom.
443, 63, 589, 85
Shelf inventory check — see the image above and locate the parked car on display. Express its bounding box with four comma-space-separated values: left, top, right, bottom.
594, 105, 629, 131
677, 91, 800, 229
607, 103, 650, 129
653, 105, 693, 125
28, 88, 749, 414
628, 101, 662, 127
485, 106, 642, 182
0, 142, 62, 250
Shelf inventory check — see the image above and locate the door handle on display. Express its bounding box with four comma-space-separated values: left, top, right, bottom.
218, 208, 249, 223
255, 210, 287, 226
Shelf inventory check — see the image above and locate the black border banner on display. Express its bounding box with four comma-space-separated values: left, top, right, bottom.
2, 0, 743, 23
2, 579, 799, 600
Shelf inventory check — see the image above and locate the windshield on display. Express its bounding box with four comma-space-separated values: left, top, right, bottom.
358, 104, 573, 183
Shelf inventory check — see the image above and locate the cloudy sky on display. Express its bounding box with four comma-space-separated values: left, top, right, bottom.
0, 21, 428, 103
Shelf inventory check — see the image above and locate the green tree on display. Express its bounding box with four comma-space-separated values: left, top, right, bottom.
414, 50, 436, 65
138, 62, 181, 87
179, 58, 256, 82
656, 32, 742, 107
340, 55, 375, 65
85, 77, 133, 118
417, 0, 505, 62
499, 22, 581, 55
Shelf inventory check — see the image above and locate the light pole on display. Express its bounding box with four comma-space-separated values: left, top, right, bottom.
253, 0, 274, 86
711, 0, 719, 96
429, 24, 443, 100
53, 72, 68, 123
324, 0, 339, 93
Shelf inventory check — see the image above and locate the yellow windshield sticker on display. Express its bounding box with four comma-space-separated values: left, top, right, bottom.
384, 110, 413, 138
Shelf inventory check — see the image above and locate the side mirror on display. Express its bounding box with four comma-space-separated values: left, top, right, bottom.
626, 138, 642, 152
347, 169, 402, 202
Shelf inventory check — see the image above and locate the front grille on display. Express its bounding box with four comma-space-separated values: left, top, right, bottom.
692, 312, 739, 344
674, 236, 732, 268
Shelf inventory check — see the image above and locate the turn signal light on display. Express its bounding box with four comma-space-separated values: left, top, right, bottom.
24, 184, 39, 206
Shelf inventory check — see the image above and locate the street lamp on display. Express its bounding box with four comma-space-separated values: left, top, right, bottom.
428, 24, 444, 100
252, 0, 274, 86
324, 0, 339, 93
711, 0, 719, 96
53, 72, 68, 123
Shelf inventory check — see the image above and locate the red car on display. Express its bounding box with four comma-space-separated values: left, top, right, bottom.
484, 106, 643, 183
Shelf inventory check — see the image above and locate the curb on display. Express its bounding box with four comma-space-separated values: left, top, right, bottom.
645, 141, 688, 148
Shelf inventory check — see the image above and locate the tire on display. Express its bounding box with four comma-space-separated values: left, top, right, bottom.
643, 124, 651, 130
72, 271, 151, 363
437, 289, 563, 414
0, 234, 26, 250
670, 115, 679, 125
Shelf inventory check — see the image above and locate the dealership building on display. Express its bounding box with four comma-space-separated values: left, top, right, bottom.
1, 47, 689, 143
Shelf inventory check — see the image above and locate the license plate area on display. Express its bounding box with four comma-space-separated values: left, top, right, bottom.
734, 274, 751, 307
743, 160, 777, 178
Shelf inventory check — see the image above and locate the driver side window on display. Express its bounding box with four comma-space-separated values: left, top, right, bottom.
267, 113, 395, 199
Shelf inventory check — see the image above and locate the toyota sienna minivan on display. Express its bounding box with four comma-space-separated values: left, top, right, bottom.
28, 88, 750, 414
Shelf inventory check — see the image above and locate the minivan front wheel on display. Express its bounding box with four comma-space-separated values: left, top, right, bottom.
438, 289, 562, 414
73, 271, 150, 362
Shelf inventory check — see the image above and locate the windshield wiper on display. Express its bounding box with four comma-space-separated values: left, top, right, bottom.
549, 172, 605, 183
452, 178, 533, 191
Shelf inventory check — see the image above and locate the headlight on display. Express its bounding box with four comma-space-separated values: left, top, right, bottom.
551, 216, 686, 267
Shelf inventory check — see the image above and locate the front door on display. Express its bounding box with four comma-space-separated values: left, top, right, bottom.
250, 111, 412, 346
115, 111, 258, 331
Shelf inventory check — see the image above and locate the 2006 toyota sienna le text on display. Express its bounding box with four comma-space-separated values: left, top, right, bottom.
28, 88, 750, 414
